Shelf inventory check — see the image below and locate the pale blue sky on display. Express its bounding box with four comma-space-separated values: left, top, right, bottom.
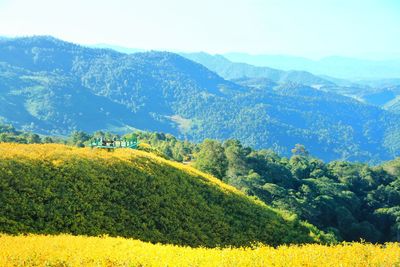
0, 0, 399, 59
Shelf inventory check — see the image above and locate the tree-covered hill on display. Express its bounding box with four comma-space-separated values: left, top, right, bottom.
181, 52, 400, 114
1, 36, 400, 162
320, 82, 400, 114
0, 143, 331, 247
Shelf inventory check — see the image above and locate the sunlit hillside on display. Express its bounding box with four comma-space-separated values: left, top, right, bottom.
0, 143, 331, 247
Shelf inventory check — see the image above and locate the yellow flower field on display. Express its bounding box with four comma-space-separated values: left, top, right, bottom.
0, 234, 399, 267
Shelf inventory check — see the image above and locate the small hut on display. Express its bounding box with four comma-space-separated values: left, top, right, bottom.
90, 135, 139, 150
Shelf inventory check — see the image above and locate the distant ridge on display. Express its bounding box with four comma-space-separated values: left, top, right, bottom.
223, 53, 400, 80
87, 43, 145, 54
180, 52, 334, 87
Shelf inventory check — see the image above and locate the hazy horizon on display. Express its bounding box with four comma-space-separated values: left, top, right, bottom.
1, 0, 399, 60
2, 34, 400, 62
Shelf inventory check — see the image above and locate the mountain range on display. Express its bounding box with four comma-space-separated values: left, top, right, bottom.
84, 43, 400, 81
180, 52, 400, 115
1, 36, 400, 162
223, 53, 400, 81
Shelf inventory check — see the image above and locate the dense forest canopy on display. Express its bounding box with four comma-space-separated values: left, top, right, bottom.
1, 36, 400, 162
140, 132, 400, 243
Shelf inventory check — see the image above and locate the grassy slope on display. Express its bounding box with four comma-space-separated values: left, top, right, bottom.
0, 144, 330, 247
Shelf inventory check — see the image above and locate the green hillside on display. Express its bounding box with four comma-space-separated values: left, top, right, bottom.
0, 143, 331, 247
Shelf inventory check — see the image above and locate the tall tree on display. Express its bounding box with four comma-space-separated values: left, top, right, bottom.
224, 139, 248, 179
194, 139, 228, 179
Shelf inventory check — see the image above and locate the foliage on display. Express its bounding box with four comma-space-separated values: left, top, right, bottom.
2, 124, 400, 243
194, 139, 228, 179
0, 124, 62, 144
68, 130, 91, 147
0, 143, 330, 247
135, 131, 197, 162
160, 137, 400, 243
1, 37, 400, 162
1, 234, 399, 266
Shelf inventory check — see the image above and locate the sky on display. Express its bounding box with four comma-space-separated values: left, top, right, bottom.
0, 0, 399, 59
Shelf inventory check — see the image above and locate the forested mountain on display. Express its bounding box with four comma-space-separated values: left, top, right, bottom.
1, 36, 400, 162
182, 52, 400, 111
323, 83, 400, 114
358, 86, 400, 113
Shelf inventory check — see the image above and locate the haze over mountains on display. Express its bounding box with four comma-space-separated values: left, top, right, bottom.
223, 53, 400, 81
86, 43, 400, 81
1, 36, 400, 162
